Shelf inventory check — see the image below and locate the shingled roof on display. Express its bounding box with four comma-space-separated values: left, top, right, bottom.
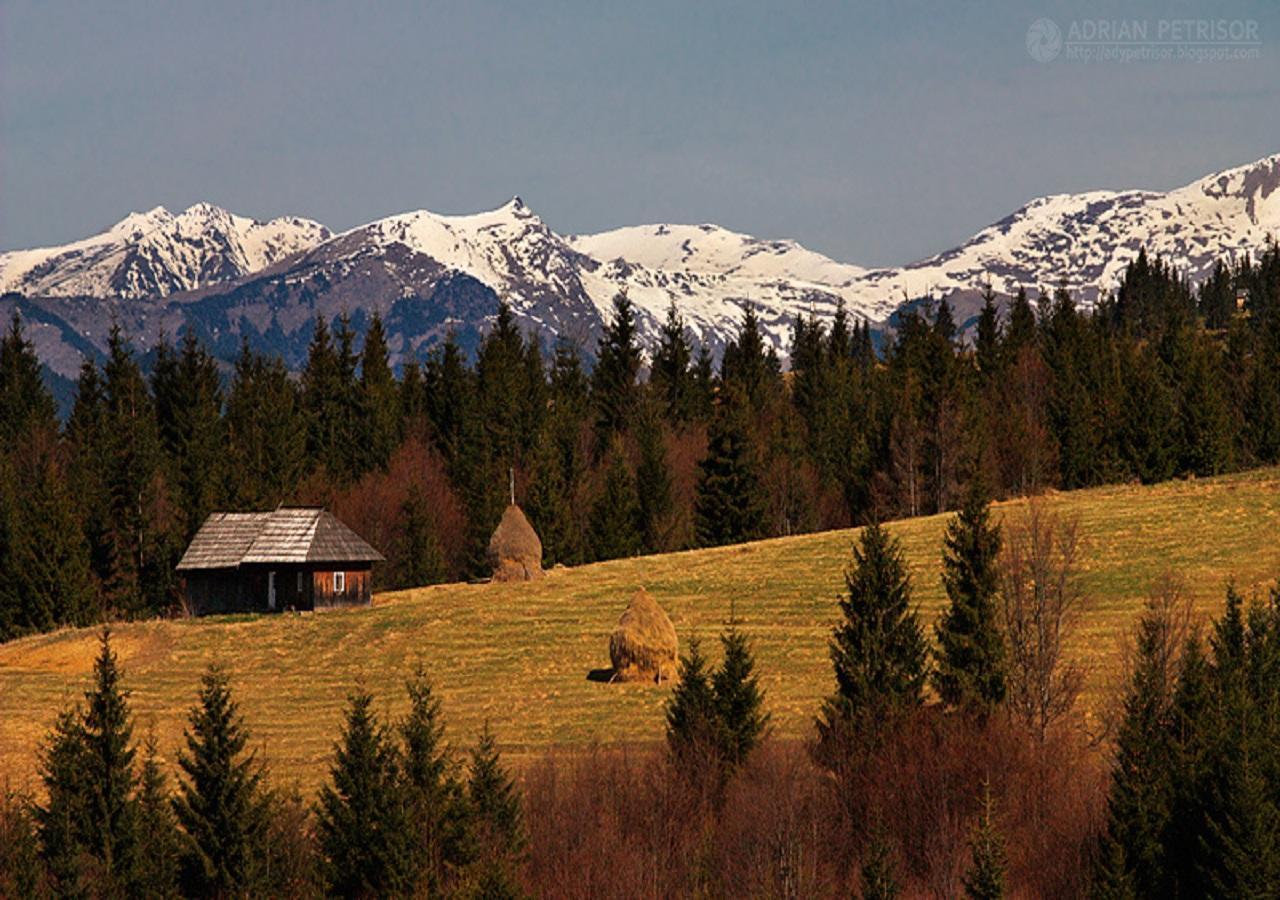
177, 508, 384, 571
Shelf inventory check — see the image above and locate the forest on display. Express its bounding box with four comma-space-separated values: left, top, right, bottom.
1, 242, 1278, 641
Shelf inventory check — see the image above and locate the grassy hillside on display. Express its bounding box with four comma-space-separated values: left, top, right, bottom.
2, 468, 1279, 793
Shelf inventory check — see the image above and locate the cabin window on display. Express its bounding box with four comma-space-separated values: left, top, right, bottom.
297, 571, 304, 593
334, 571, 346, 593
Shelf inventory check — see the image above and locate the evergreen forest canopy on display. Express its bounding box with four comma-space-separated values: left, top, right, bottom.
1, 243, 1279, 641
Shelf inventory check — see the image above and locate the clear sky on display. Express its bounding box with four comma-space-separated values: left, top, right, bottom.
3, 0, 1278, 266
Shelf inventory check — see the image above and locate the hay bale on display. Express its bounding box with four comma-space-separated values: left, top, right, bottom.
609, 589, 678, 683
487, 504, 543, 582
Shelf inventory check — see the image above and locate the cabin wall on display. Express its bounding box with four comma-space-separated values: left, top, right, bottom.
183, 570, 261, 616
183, 564, 372, 615
312, 568, 371, 610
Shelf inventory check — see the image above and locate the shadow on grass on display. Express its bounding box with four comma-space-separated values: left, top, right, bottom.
585, 667, 616, 683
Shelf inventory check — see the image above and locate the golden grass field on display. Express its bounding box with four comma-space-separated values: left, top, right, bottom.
2, 468, 1279, 794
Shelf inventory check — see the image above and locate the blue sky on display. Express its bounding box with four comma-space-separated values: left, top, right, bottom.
3, 0, 1278, 265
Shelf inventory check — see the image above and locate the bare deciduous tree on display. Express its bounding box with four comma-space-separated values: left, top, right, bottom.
999, 500, 1086, 741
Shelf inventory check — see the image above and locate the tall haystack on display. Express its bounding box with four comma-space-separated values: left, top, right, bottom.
609, 589, 678, 683
487, 504, 544, 582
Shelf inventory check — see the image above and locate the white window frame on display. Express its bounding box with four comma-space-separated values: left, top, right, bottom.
334, 571, 346, 593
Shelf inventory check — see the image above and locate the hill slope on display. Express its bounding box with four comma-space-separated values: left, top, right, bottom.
2, 469, 1279, 792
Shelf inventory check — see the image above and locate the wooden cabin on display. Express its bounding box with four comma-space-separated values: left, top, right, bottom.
177, 508, 384, 616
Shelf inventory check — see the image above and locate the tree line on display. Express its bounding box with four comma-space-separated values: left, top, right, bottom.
1, 243, 1279, 640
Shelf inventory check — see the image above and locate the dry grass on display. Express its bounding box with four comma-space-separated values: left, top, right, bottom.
2, 468, 1279, 794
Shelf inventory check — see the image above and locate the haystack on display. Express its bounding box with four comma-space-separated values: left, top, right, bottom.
609, 589, 678, 683
487, 504, 544, 582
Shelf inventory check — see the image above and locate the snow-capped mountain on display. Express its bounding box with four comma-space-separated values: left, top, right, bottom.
0, 203, 330, 300
855, 152, 1280, 307
3, 152, 1279, 393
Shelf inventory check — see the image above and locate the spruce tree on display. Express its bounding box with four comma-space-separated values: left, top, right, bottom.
694, 391, 765, 547
466, 722, 525, 896
712, 624, 769, 768
0, 788, 44, 900
720, 304, 778, 407
316, 690, 415, 898
524, 424, 581, 568
300, 314, 344, 475
962, 783, 1007, 900
859, 834, 900, 900
818, 523, 927, 743
136, 735, 181, 898
173, 666, 270, 897
932, 487, 1006, 714
101, 325, 170, 617
1094, 596, 1180, 896
224, 341, 307, 508
359, 311, 400, 474
634, 403, 674, 553
665, 638, 721, 770
394, 485, 448, 588
400, 667, 469, 891
650, 301, 695, 421
39, 629, 143, 894
3, 437, 95, 636
0, 311, 57, 445
36, 705, 90, 895
592, 292, 642, 440
975, 286, 1002, 381
476, 301, 537, 466
151, 330, 224, 542
588, 438, 642, 561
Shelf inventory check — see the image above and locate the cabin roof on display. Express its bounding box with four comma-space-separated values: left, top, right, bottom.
177, 508, 384, 571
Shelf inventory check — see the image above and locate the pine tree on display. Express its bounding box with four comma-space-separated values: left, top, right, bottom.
818, 523, 927, 742
400, 667, 469, 892
466, 722, 525, 895
592, 292, 642, 440
932, 486, 1006, 714
712, 624, 770, 768
962, 782, 1007, 900
665, 638, 721, 770
0, 311, 57, 445
316, 690, 415, 898
173, 666, 270, 897
694, 391, 765, 547
589, 438, 642, 561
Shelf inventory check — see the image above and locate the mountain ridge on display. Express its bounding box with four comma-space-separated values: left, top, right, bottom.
3, 152, 1278, 384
